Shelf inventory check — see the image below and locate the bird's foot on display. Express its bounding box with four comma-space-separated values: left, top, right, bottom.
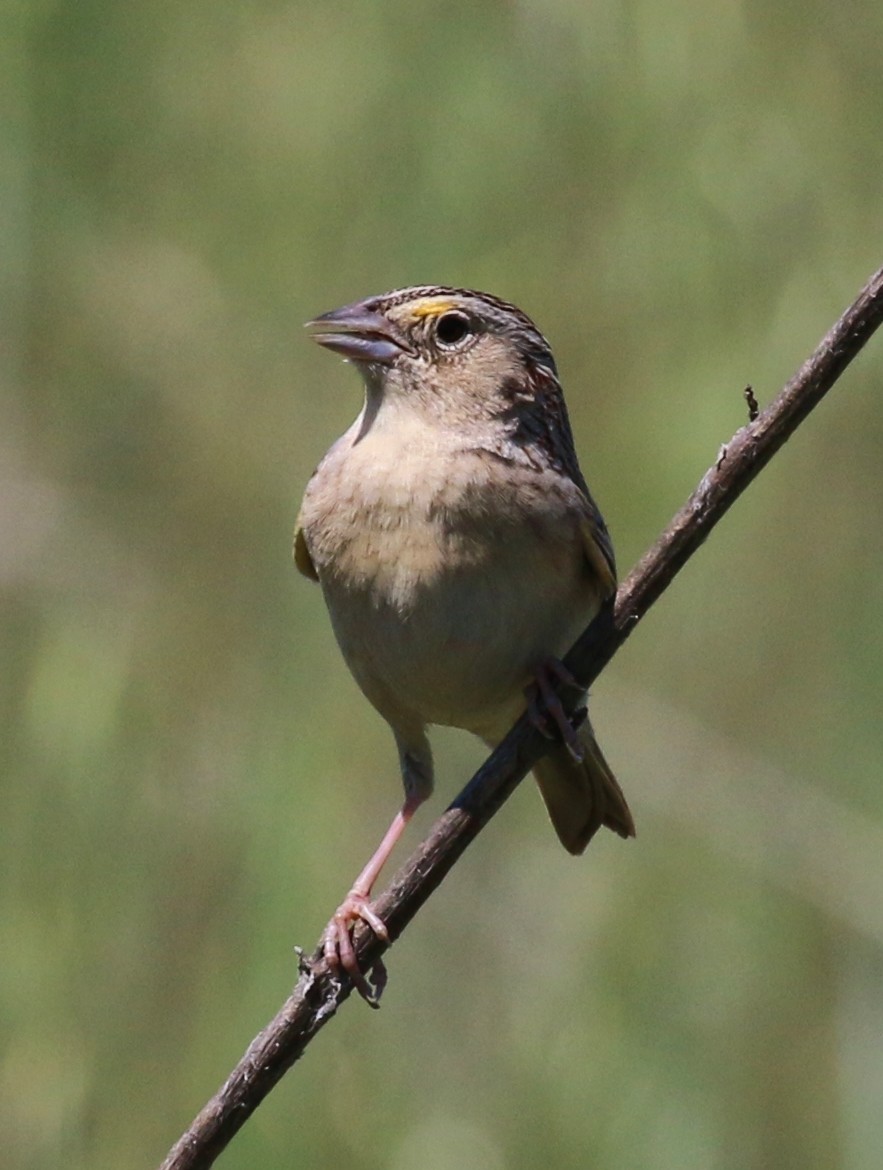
525, 658, 585, 763
323, 891, 389, 1007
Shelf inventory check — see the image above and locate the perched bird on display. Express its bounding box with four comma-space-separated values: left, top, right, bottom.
295, 286, 634, 998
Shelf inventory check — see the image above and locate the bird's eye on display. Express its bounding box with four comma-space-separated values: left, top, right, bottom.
434, 311, 473, 348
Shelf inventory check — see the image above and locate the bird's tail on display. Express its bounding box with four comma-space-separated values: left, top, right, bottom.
532, 721, 635, 854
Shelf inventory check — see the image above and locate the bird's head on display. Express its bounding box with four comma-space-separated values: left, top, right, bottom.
307, 286, 560, 430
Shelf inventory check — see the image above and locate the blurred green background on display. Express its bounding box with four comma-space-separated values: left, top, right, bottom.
3, 2, 883, 1168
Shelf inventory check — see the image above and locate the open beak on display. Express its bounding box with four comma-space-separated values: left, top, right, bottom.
306, 300, 414, 366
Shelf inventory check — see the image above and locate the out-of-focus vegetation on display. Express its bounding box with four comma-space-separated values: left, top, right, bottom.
3, 3, 882, 1167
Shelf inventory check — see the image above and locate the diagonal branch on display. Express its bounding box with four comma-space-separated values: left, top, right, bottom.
159, 266, 883, 1170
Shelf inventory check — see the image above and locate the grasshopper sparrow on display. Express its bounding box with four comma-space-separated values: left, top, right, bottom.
295, 286, 634, 998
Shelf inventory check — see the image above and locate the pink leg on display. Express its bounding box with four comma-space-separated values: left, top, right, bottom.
525, 658, 585, 763
323, 795, 420, 1003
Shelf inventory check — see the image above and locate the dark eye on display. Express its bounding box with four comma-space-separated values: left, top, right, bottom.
435, 311, 473, 347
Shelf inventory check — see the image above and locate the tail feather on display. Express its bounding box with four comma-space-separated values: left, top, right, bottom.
532, 722, 635, 854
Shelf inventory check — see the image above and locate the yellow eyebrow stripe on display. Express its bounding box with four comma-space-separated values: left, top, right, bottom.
409, 299, 458, 319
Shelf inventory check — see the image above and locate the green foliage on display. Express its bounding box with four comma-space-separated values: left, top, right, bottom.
2, 2, 882, 1167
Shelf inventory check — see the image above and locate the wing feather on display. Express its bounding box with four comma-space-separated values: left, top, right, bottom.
293, 522, 318, 581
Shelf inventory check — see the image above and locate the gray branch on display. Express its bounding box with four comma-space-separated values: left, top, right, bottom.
159, 265, 883, 1170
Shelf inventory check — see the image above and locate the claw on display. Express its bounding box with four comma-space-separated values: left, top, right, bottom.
323, 892, 389, 1006
525, 658, 585, 763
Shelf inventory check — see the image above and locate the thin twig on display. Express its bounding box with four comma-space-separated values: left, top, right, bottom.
158, 266, 883, 1170
743, 385, 760, 422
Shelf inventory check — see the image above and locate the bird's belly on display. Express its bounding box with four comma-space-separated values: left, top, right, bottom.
322, 531, 596, 739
